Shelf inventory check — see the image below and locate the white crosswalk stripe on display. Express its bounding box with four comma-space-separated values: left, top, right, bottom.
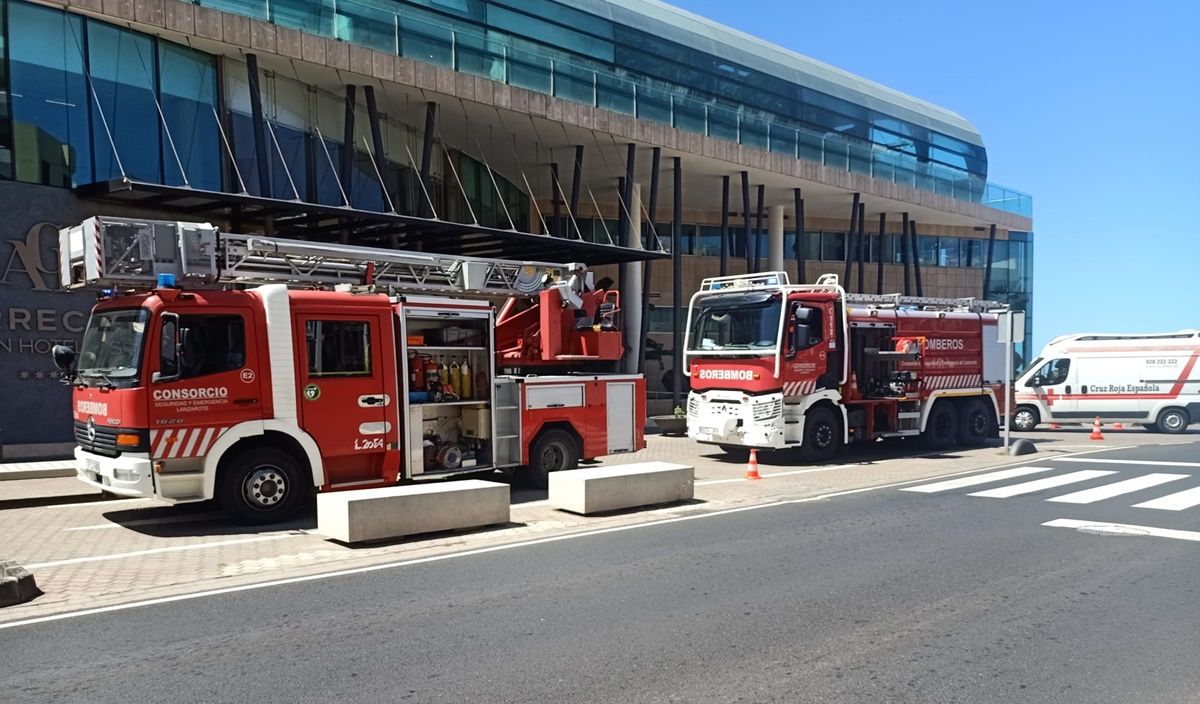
1046, 473, 1189, 505
900, 466, 1055, 494
967, 470, 1116, 498
1133, 486, 1200, 512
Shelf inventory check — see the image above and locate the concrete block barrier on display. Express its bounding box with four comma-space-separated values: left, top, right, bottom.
317, 480, 510, 544
0, 559, 41, 608
549, 462, 694, 516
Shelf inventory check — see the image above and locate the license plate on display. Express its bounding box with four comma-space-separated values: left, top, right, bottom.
85, 459, 100, 474
699, 427, 719, 435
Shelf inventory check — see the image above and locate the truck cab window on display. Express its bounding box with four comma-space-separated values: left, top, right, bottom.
176, 315, 246, 379
790, 304, 822, 353
307, 320, 371, 377
1032, 358, 1070, 386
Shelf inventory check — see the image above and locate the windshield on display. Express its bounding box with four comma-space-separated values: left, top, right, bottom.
687, 293, 782, 352
77, 308, 150, 386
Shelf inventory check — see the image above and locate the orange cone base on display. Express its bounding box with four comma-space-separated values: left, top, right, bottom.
1089, 417, 1104, 441
746, 449, 762, 480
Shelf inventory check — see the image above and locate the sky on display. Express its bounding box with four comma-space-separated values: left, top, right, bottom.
670, 0, 1200, 351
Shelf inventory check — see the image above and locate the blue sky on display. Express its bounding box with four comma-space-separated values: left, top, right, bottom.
671, 0, 1199, 350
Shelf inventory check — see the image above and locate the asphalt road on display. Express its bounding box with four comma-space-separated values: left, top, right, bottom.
3, 439, 1199, 703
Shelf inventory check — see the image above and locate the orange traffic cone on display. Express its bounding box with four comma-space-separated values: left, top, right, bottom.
1089, 417, 1105, 441
1113, 422, 1125, 431
745, 449, 762, 480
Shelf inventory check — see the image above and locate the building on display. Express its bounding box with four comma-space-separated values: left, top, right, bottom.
0, 0, 1032, 446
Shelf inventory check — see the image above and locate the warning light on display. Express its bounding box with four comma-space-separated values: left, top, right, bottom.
156, 272, 177, 288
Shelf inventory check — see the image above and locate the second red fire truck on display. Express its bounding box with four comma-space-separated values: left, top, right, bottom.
685, 272, 1016, 460
54, 217, 645, 522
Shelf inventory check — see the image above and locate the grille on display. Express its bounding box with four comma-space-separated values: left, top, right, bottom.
753, 399, 783, 421
74, 420, 120, 458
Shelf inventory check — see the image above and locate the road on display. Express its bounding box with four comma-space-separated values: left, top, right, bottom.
3, 439, 1199, 703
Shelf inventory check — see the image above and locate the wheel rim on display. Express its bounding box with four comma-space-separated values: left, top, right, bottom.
968, 412, 988, 435
1015, 410, 1035, 430
1163, 413, 1185, 431
540, 443, 567, 472
243, 465, 287, 509
812, 421, 834, 449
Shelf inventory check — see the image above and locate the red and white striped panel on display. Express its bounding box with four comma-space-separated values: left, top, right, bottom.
150, 427, 229, 459
921, 374, 983, 391
783, 380, 818, 397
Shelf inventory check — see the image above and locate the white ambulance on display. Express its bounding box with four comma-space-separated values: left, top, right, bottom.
1013, 330, 1200, 434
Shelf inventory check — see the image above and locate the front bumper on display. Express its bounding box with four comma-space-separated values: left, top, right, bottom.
687, 391, 785, 448
74, 447, 155, 498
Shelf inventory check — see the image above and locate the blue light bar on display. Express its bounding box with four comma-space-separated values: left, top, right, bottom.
156, 272, 177, 288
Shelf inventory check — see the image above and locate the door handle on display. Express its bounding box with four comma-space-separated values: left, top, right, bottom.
360, 395, 385, 406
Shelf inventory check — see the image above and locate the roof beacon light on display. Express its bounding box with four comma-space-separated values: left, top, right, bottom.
156, 273, 176, 288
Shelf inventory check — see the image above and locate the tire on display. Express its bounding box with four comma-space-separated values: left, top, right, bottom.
217, 446, 307, 525
1154, 408, 1190, 435
800, 406, 841, 463
922, 401, 959, 451
957, 399, 992, 448
523, 429, 580, 490
1012, 406, 1040, 432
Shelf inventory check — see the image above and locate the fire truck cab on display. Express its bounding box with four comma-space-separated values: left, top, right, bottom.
54, 217, 645, 523
685, 272, 1013, 461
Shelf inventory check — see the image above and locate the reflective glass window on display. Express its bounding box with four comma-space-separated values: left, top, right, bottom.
87, 22, 160, 183
917, 235, 939, 267
335, 0, 398, 52
821, 232, 845, 261
159, 43, 221, 190
0, 1, 12, 179
270, 0, 334, 35
8, 2, 90, 187
937, 237, 961, 267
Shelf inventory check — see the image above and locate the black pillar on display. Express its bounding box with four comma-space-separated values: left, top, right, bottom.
900, 212, 911, 295
638, 147, 661, 375
244, 54, 271, 198
982, 223, 997, 299
672, 157, 684, 409
842, 192, 860, 285
740, 171, 751, 272
876, 212, 886, 294
621, 143, 636, 247
794, 188, 806, 284
340, 85, 357, 204
419, 101, 438, 218
569, 145, 584, 222
363, 86, 390, 212
752, 184, 765, 273
647, 147, 662, 249
719, 175, 730, 275
617, 177, 627, 247
550, 163, 561, 237
856, 201, 866, 293
910, 219, 925, 297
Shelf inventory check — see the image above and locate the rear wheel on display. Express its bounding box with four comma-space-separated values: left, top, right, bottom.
800, 407, 841, 463
957, 399, 992, 448
218, 446, 307, 524
522, 429, 579, 489
922, 401, 959, 451
1012, 406, 1040, 432
1154, 408, 1190, 435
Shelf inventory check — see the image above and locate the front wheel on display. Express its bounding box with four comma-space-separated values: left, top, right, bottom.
1012, 406, 1040, 432
522, 429, 580, 489
922, 401, 959, 451
800, 407, 841, 463
218, 446, 307, 525
1155, 408, 1191, 435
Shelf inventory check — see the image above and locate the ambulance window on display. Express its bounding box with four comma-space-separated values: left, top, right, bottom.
307, 320, 371, 377
1033, 358, 1070, 386
177, 315, 246, 379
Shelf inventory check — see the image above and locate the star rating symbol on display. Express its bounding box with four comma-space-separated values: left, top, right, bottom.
19, 370, 30, 381
34, 370, 47, 381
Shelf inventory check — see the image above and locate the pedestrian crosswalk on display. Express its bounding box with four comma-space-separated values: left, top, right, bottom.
902, 465, 1200, 513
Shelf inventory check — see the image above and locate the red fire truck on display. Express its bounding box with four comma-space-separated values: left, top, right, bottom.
53, 217, 645, 522
685, 272, 1016, 461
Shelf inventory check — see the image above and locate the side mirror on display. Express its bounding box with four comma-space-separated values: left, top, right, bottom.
1025, 378, 1041, 388
51, 344, 76, 372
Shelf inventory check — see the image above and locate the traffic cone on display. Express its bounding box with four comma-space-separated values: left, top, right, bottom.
1113, 422, 1125, 431
745, 448, 762, 480
1089, 417, 1105, 441
1049, 421, 1061, 430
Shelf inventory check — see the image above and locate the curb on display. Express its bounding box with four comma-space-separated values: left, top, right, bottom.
0, 560, 41, 608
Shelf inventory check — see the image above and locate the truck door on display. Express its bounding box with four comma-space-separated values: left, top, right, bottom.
294, 311, 397, 487
1024, 357, 1075, 420
782, 300, 832, 395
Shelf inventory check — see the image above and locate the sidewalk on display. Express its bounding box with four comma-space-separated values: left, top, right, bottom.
0, 460, 75, 482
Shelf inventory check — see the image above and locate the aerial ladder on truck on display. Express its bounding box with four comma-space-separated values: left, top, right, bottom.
56, 217, 644, 523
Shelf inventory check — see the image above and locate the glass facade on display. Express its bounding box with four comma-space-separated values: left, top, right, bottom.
171, 0, 1030, 216
985, 231, 1035, 370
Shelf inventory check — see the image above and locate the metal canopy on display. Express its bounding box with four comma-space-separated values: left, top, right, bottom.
76, 178, 667, 266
